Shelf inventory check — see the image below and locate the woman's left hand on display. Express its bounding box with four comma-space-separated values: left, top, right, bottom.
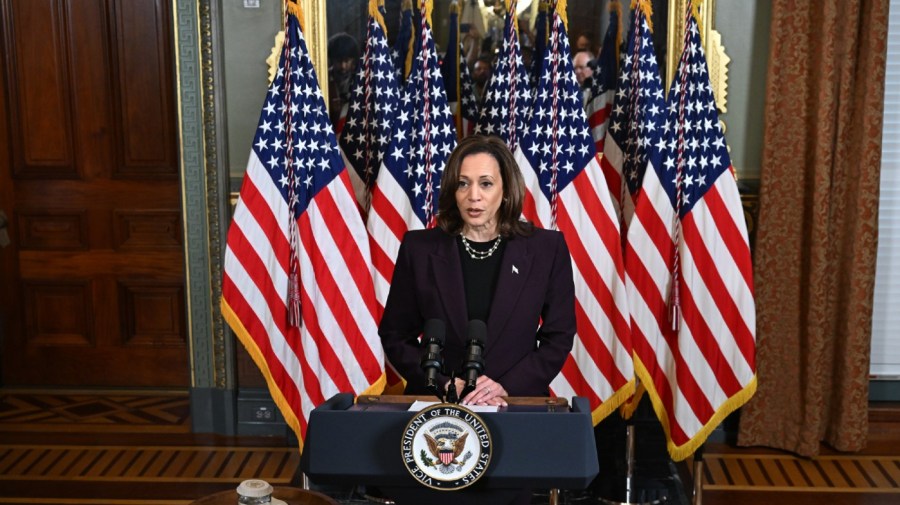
462, 376, 508, 407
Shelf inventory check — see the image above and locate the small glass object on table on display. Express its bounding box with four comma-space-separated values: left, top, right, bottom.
236, 479, 273, 504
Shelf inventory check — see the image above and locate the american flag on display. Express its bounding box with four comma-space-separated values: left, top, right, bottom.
585, 0, 621, 155
514, 6, 634, 423
220, 3, 385, 450
440, 3, 479, 139
391, 1, 415, 82
528, 1, 548, 88
474, 1, 532, 151
625, 6, 756, 461
339, 4, 400, 212
600, 5, 667, 229
367, 1, 457, 308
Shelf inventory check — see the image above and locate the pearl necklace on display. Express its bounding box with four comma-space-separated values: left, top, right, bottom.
461, 234, 502, 260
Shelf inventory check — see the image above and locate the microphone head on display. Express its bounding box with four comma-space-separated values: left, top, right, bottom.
423, 318, 446, 345
466, 319, 487, 344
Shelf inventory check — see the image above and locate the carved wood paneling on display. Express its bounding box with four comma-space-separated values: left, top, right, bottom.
7, 0, 76, 177
16, 210, 87, 250
22, 280, 94, 346
67, 0, 114, 179
118, 281, 186, 347
18, 251, 184, 278
111, 0, 177, 177
2, 0, 186, 388
113, 210, 182, 250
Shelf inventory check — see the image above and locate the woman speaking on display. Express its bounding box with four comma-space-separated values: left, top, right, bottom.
379, 135, 577, 407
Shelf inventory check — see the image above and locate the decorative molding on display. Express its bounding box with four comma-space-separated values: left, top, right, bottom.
174, 0, 231, 392
174, 0, 215, 389
200, 0, 229, 390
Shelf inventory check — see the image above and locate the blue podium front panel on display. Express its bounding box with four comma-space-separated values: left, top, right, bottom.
300, 394, 599, 490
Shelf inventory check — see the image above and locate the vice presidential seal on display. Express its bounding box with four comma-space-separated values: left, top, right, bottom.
401, 403, 493, 490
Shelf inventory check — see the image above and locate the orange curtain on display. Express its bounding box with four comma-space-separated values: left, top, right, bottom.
736, 0, 890, 457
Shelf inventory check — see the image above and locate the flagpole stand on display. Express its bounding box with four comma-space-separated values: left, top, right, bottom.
598, 410, 667, 505
691, 445, 704, 505
625, 423, 636, 503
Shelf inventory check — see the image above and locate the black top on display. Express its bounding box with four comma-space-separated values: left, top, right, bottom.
457, 235, 506, 323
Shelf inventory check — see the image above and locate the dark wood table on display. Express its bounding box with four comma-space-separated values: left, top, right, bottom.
190, 486, 339, 505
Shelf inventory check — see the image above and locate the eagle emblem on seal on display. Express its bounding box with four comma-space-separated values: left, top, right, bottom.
425, 431, 469, 466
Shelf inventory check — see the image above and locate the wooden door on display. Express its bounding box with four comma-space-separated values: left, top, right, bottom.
0, 0, 189, 387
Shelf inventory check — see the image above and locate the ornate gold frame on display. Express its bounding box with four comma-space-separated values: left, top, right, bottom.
299, 0, 329, 106
301, 1, 729, 115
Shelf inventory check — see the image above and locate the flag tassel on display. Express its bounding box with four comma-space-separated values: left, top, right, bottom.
288, 269, 301, 327
669, 276, 680, 331
288, 219, 302, 328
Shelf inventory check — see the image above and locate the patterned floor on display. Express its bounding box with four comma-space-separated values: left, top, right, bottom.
696, 452, 900, 493
0, 444, 300, 487
0, 390, 191, 432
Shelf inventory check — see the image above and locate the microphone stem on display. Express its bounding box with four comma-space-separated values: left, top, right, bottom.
446, 372, 459, 404
426, 381, 443, 402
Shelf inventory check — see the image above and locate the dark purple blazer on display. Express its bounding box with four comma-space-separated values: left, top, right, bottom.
379, 226, 576, 397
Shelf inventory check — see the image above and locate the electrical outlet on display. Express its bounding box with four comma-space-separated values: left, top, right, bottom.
243, 0, 260, 8
254, 406, 274, 421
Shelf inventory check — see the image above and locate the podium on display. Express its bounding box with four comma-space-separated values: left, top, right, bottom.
300, 394, 599, 505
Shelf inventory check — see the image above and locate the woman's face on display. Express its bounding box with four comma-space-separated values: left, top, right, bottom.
455, 153, 504, 235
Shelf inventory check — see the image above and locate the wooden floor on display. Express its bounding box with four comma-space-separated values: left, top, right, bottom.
0, 390, 897, 504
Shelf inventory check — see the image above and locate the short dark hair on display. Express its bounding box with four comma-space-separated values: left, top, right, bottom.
327, 32, 359, 60
437, 135, 533, 237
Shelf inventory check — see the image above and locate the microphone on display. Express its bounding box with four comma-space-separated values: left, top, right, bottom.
459, 319, 487, 401
420, 319, 446, 400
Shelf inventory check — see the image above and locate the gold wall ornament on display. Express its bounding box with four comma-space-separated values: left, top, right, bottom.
666, 0, 728, 113
267, 30, 286, 85
705, 26, 729, 113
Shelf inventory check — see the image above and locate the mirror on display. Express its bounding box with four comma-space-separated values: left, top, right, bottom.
220, 0, 725, 180
314, 0, 725, 115
318, 1, 660, 111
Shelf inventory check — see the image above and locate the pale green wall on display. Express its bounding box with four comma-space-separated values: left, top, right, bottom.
716, 1, 771, 181
222, 1, 282, 179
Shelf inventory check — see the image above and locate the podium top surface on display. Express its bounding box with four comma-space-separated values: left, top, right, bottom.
354, 395, 570, 413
